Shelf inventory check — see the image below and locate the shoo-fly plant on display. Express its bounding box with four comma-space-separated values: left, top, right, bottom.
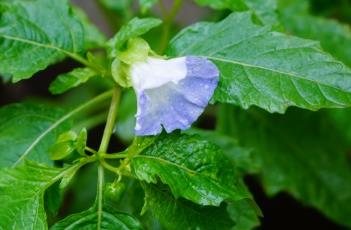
1, 0, 351, 229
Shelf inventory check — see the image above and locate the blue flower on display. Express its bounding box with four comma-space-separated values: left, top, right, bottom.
131, 56, 219, 136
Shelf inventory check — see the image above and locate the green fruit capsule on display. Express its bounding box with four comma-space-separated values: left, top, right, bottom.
104, 182, 126, 202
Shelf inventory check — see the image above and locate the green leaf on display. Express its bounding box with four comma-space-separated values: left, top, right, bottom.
45, 182, 63, 219
245, 0, 279, 26
0, 73, 11, 82
49, 67, 97, 95
107, 17, 162, 58
98, 0, 133, 20
228, 199, 261, 230
280, 13, 351, 67
186, 129, 260, 174
59, 163, 82, 190
0, 103, 71, 167
194, 0, 248, 11
168, 12, 351, 113
0, 161, 64, 229
0, 0, 84, 82
131, 133, 250, 206
142, 183, 235, 230
276, 0, 309, 15
72, 6, 107, 49
327, 108, 351, 144
51, 207, 143, 230
138, 0, 158, 12
228, 107, 351, 227
194, 0, 279, 26
99, 0, 132, 12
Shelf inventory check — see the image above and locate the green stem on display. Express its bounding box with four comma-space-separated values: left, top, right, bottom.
101, 159, 120, 174
96, 86, 121, 230
159, 0, 183, 54
96, 164, 104, 230
98, 87, 121, 154
85, 146, 97, 155
101, 153, 128, 159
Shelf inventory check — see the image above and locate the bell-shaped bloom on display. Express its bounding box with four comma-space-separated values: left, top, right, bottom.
130, 56, 219, 136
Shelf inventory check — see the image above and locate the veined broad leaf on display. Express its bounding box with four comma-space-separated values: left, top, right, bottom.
0, 162, 65, 229
168, 12, 351, 113
227, 107, 351, 227
281, 13, 351, 68
131, 134, 250, 206
45, 182, 63, 220
245, 0, 279, 26
195, 0, 279, 26
186, 129, 260, 174
0, 103, 71, 167
107, 17, 162, 58
49, 67, 97, 95
141, 183, 235, 230
0, 90, 113, 167
51, 206, 143, 230
228, 199, 261, 230
72, 6, 107, 49
0, 0, 85, 82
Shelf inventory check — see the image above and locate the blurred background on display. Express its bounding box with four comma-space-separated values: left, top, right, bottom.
1, 0, 350, 229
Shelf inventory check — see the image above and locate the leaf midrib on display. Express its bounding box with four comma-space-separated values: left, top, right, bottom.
133, 155, 198, 175
208, 55, 351, 96
133, 155, 224, 185
11, 91, 113, 167
1, 34, 74, 57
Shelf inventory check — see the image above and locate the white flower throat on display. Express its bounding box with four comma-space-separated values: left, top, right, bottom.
130, 57, 187, 91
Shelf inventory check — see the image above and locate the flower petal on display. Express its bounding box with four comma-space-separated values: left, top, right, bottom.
132, 56, 219, 136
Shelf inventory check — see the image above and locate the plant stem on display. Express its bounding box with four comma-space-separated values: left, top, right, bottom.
101, 159, 120, 174
96, 86, 121, 230
96, 164, 104, 230
101, 153, 128, 159
85, 146, 98, 155
98, 87, 121, 154
159, 0, 183, 54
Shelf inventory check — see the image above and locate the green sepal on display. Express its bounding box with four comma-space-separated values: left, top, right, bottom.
57, 131, 77, 143
49, 131, 77, 161
76, 128, 88, 156
112, 37, 152, 88
49, 141, 76, 161
111, 59, 132, 88
117, 37, 150, 64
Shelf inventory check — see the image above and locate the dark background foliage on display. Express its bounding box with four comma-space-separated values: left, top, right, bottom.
1, 0, 350, 229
